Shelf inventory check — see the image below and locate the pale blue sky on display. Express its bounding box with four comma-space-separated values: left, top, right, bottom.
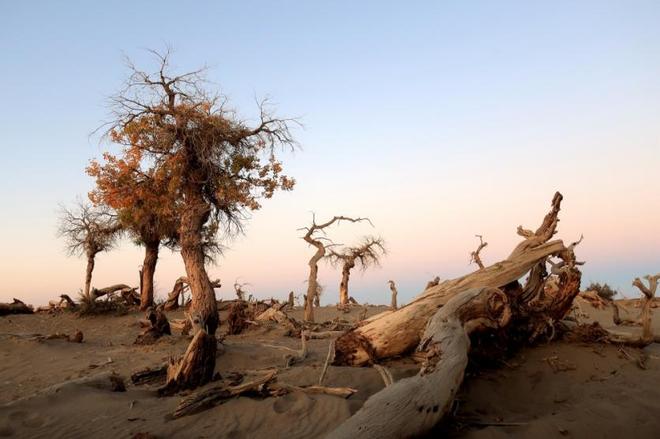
1, 1, 659, 305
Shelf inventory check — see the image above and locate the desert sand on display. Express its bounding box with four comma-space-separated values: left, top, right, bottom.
0, 302, 659, 439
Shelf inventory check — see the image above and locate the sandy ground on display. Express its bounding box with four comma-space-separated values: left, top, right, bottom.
0, 302, 659, 438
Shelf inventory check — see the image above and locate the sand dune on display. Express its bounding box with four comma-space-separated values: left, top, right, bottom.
1, 303, 659, 438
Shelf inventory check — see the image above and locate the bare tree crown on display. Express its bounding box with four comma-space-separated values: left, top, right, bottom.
57, 200, 121, 257
327, 236, 386, 270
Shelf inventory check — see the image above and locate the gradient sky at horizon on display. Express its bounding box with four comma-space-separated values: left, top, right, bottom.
1, 1, 659, 306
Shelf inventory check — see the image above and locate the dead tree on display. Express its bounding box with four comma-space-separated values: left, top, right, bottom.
57, 201, 121, 301
469, 234, 488, 269
287, 291, 295, 307
234, 281, 250, 301
333, 192, 582, 367
388, 280, 398, 309
299, 215, 371, 322
327, 236, 386, 306
632, 274, 659, 343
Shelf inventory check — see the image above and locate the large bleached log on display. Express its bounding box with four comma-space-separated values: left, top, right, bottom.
329, 287, 511, 438
334, 192, 579, 366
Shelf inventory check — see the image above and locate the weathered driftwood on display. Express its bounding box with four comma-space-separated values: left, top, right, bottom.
333, 192, 581, 366
270, 383, 357, 398
172, 369, 277, 418
329, 287, 511, 439
0, 298, 34, 316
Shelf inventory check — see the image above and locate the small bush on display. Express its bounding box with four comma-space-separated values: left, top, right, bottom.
76, 293, 130, 316
586, 282, 618, 301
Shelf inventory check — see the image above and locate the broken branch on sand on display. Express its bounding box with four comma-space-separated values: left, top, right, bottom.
172, 369, 278, 418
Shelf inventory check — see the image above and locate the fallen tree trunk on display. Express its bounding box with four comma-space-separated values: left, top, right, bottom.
329, 287, 511, 438
173, 369, 277, 419
90, 284, 140, 305
334, 192, 581, 366
0, 299, 34, 316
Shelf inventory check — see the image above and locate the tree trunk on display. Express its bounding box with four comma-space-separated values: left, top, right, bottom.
139, 241, 159, 311
388, 281, 398, 309
162, 201, 218, 394
329, 287, 511, 438
339, 261, 353, 306
333, 192, 579, 366
305, 248, 324, 322
83, 253, 95, 300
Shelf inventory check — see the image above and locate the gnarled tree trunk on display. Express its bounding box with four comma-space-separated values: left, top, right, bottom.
388, 280, 398, 309
339, 260, 355, 306
83, 252, 95, 300
162, 200, 218, 394
305, 248, 323, 322
140, 241, 159, 311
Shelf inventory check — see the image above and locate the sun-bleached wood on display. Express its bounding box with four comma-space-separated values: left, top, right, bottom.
329, 287, 511, 439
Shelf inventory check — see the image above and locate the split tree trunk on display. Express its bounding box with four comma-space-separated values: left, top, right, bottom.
333, 192, 580, 366
139, 241, 159, 311
329, 287, 511, 439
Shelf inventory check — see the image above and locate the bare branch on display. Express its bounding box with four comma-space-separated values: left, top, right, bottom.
469, 234, 488, 269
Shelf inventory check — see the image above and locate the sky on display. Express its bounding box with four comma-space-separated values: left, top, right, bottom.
1, 1, 659, 306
